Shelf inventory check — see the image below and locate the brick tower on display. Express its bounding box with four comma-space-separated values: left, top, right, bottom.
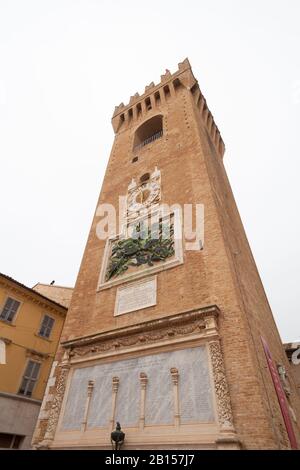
33, 59, 300, 450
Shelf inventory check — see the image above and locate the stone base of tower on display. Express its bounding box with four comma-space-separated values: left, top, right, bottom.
33, 305, 244, 450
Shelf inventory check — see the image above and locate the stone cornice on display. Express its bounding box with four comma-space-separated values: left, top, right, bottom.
62, 305, 220, 352
26, 348, 50, 360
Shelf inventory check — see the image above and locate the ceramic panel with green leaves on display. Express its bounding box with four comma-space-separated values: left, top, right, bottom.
105, 219, 175, 281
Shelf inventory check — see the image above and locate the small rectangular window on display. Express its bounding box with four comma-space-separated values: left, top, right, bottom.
19, 360, 41, 397
145, 97, 152, 110
136, 103, 142, 117
154, 91, 161, 104
38, 315, 55, 339
0, 297, 20, 323
173, 78, 181, 90
163, 85, 171, 99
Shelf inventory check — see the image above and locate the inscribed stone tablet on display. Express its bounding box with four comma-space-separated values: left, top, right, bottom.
60, 346, 215, 431
114, 276, 157, 315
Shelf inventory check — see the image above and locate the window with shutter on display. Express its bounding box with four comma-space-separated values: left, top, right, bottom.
18, 360, 41, 397
0, 297, 20, 323
38, 315, 55, 338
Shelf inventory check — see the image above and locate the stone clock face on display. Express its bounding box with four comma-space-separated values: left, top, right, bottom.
127, 180, 160, 212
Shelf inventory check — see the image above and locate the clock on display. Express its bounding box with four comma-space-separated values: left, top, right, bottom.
127, 180, 160, 213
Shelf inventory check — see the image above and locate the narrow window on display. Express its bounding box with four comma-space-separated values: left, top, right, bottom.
145, 97, 152, 111
136, 103, 142, 117
154, 91, 161, 105
163, 85, 170, 99
0, 297, 20, 323
173, 78, 182, 91
19, 360, 41, 397
38, 315, 55, 339
128, 108, 133, 120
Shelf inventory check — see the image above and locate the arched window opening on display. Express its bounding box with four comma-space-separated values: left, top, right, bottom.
173, 78, 183, 91
163, 85, 171, 99
133, 115, 163, 151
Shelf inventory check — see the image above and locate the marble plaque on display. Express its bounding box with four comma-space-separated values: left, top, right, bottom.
179, 348, 215, 423
114, 367, 140, 427
60, 346, 215, 431
62, 366, 94, 430
87, 369, 111, 428
114, 276, 157, 316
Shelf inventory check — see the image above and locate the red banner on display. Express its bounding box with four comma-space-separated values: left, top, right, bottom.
261, 336, 298, 449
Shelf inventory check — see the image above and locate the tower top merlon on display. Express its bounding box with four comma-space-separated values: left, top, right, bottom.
112, 58, 195, 120
111, 58, 225, 158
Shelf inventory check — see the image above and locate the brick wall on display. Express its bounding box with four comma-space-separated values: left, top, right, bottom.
33, 60, 300, 449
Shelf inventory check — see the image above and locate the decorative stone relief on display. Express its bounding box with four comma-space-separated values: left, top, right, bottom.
277, 364, 291, 398
81, 380, 95, 431
43, 363, 70, 442
98, 210, 183, 289
170, 368, 180, 427
208, 340, 234, 428
139, 373, 148, 429
126, 167, 161, 221
66, 307, 219, 363
105, 220, 174, 281
97, 167, 185, 290
72, 319, 206, 359
277, 364, 297, 423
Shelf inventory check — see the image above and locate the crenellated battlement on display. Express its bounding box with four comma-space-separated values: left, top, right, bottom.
112, 58, 225, 158
112, 59, 192, 119
112, 59, 192, 120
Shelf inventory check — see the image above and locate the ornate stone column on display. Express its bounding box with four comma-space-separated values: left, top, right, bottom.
81, 380, 95, 432
110, 376, 119, 431
208, 340, 241, 449
39, 360, 70, 448
139, 372, 148, 430
170, 367, 180, 428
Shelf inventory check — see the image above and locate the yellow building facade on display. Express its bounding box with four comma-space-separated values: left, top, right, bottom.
0, 273, 69, 449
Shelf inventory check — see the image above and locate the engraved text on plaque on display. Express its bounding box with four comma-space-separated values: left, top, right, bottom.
114, 276, 157, 316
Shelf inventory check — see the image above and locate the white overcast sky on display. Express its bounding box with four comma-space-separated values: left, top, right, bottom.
0, 1, 299, 342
